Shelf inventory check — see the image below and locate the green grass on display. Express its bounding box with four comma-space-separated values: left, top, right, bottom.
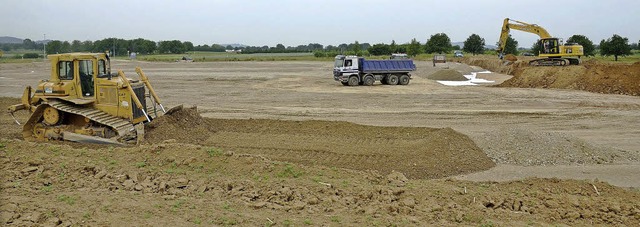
277, 163, 303, 178
134, 51, 316, 62
57, 194, 76, 205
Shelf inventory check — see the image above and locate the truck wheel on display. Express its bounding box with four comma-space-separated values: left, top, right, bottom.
399, 74, 410, 85
341, 81, 349, 86
363, 75, 375, 86
347, 76, 359, 86
381, 76, 388, 85
387, 75, 399, 85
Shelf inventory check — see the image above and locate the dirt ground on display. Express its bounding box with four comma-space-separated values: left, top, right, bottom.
1, 58, 640, 226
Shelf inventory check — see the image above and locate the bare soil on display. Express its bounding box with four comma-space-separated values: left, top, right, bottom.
1, 58, 640, 226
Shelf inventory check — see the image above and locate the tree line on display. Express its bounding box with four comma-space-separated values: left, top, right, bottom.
1, 34, 638, 61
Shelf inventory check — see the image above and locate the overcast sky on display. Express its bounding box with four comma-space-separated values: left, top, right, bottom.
2, 0, 639, 48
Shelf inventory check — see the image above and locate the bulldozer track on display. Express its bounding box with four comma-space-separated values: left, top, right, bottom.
47, 100, 134, 137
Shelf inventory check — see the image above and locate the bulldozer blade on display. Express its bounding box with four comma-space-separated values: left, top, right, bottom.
63, 132, 125, 146
164, 104, 184, 115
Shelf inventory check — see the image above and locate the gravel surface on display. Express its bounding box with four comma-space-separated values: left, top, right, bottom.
474, 127, 640, 166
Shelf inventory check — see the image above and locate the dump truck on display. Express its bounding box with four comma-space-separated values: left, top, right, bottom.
333, 55, 416, 86
7, 52, 178, 145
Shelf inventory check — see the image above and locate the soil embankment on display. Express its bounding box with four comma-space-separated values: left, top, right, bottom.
457, 57, 640, 96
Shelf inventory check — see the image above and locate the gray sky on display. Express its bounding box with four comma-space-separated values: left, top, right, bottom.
2, 0, 639, 48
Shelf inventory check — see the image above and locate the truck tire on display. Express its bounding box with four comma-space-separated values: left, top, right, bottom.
399, 74, 410, 85
363, 75, 375, 86
347, 76, 359, 86
341, 81, 349, 86
387, 75, 399, 85
381, 76, 388, 85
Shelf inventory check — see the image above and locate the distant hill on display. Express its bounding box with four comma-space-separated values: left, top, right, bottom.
0, 36, 23, 44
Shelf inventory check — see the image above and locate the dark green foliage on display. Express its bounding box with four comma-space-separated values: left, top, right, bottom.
368, 43, 392, 56
462, 34, 485, 55
407, 38, 422, 56
567, 35, 595, 56
599, 34, 632, 61
425, 33, 452, 54
22, 53, 40, 58
498, 34, 519, 55
531, 40, 542, 56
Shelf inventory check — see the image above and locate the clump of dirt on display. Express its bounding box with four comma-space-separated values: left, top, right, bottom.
144, 106, 215, 144
1, 139, 639, 226
474, 127, 640, 166
426, 69, 468, 81
504, 54, 518, 62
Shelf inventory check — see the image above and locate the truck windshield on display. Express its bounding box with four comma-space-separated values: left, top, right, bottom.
334, 59, 344, 67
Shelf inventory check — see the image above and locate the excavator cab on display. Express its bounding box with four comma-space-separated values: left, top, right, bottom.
540, 38, 559, 55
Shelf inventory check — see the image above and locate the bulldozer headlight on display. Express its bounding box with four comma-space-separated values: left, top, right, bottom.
45, 87, 53, 94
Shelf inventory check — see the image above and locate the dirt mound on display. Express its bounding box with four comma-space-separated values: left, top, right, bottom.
504, 54, 518, 62
461, 57, 640, 96
1, 139, 639, 226
474, 127, 640, 166
426, 69, 468, 81
203, 119, 495, 179
144, 106, 215, 144
499, 61, 640, 95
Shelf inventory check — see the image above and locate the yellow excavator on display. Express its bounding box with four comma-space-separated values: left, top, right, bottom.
497, 18, 584, 66
7, 52, 178, 145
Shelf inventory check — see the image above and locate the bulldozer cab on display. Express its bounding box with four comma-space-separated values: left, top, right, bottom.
48, 53, 110, 100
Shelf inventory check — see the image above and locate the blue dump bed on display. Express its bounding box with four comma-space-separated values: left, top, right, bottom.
359, 58, 416, 73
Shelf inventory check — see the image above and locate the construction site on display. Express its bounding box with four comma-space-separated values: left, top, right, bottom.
1, 54, 639, 226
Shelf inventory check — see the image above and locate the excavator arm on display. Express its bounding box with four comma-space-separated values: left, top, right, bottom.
497, 18, 552, 56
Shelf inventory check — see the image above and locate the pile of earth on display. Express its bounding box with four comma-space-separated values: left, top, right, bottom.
0, 98, 494, 179
460, 57, 640, 96
2, 139, 638, 226
474, 127, 640, 166
144, 106, 215, 145
147, 110, 496, 179
425, 69, 468, 81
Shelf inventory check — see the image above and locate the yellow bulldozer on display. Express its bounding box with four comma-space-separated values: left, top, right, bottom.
7, 52, 176, 145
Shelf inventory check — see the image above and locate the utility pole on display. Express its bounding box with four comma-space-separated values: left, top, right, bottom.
43, 34, 46, 58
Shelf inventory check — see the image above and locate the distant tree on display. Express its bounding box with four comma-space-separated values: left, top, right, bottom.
45, 40, 62, 54
158, 40, 186, 54
130, 38, 156, 54
70, 40, 83, 52
22, 39, 37, 49
81, 40, 93, 52
462, 34, 485, 55
531, 40, 542, 56
367, 43, 391, 56
275, 43, 285, 52
351, 41, 361, 55
497, 34, 519, 55
389, 40, 397, 53
183, 41, 194, 52
599, 34, 631, 61
406, 38, 422, 57
566, 35, 595, 57
631, 42, 639, 50
452, 45, 461, 50
425, 33, 452, 54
